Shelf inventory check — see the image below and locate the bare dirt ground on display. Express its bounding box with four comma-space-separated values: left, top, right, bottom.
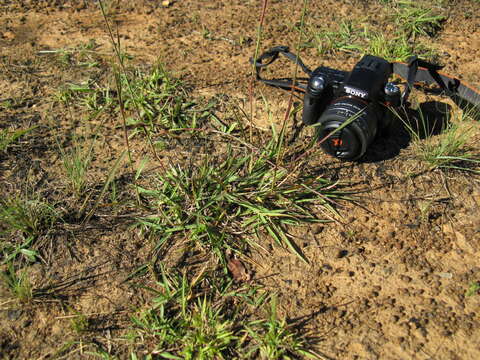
1, 0, 480, 359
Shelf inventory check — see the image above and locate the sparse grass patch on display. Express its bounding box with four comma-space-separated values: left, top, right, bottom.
301, 21, 362, 55
1, 262, 33, 303
390, 0, 446, 39
59, 138, 95, 196
70, 310, 91, 334
118, 65, 200, 135
55, 81, 115, 115
42, 39, 102, 69
0, 197, 58, 240
362, 32, 436, 62
0, 126, 37, 153
0, 98, 14, 110
0, 196, 59, 263
302, 0, 443, 61
55, 63, 203, 137
302, 21, 436, 61
244, 296, 317, 359
362, 33, 411, 61
466, 282, 480, 297
135, 127, 341, 264
128, 266, 316, 359
129, 268, 239, 358
419, 123, 479, 172
400, 107, 480, 173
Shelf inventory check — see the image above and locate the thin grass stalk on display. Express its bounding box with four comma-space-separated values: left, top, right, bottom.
97, 0, 142, 206
280, 0, 309, 134
97, 0, 170, 188
82, 150, 127, 224
249, 0, 269, 170
272, 0, 309, 193
113, 69, 142, 205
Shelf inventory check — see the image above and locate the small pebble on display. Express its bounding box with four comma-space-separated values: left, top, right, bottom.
7, 310, 22, 321
438, 272, 453, 279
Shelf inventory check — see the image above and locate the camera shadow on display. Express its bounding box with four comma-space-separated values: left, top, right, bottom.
360, 101, 452, 163
421, 86, 480, 122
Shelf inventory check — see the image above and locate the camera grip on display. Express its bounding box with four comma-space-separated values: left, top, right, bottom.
302, 92, 322, 125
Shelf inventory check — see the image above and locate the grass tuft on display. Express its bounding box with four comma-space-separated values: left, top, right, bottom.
391, 0, 446, 39
135, 127, 341, 264
128, 266, 316, 359
119, 65, 199, 135
59, 139, 95, 196
399, 107, 480, 173
466, 282, 480, 297
303, 21, 363, 56
55, 63, 202, 138
0, 196, 59, 263
363, 32, 435, 62
129, 268, 238, 359
301, 0, 443, 61
1, 262, 33, 303
0, 126, 37, 153
0, 197, 58, 240
302, 22, 436, 61
70, 310, 91, 334
245, 296, 317, 359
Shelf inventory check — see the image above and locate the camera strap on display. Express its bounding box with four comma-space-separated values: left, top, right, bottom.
253, 46, 480, 109
251, 46, 311, 93
392, 58, 480, 108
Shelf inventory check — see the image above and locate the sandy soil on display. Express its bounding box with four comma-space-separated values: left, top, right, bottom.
0, 1, 479, 359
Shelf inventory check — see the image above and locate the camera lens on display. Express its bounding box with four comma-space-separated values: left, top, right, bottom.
316, 98, 379, 160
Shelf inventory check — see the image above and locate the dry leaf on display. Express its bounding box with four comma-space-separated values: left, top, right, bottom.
227, 258, 250, 282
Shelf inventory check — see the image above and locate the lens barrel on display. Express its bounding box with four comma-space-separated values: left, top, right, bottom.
316, 98, 379, 160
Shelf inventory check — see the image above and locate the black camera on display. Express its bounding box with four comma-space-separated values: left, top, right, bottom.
302, 55, 401, 160
252, 46, 480, 161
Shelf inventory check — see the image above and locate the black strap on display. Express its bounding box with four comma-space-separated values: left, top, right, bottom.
393, 58, 480, 108
250, 46, 311, 92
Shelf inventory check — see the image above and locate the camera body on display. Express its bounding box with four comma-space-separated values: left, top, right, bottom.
302, 55, 401, 160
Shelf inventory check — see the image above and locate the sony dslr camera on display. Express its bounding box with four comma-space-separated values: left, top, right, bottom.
302, 55, 400, 160
252, 46, 480, 160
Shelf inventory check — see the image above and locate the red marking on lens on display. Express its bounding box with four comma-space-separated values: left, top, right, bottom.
332, 138, 343, 147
